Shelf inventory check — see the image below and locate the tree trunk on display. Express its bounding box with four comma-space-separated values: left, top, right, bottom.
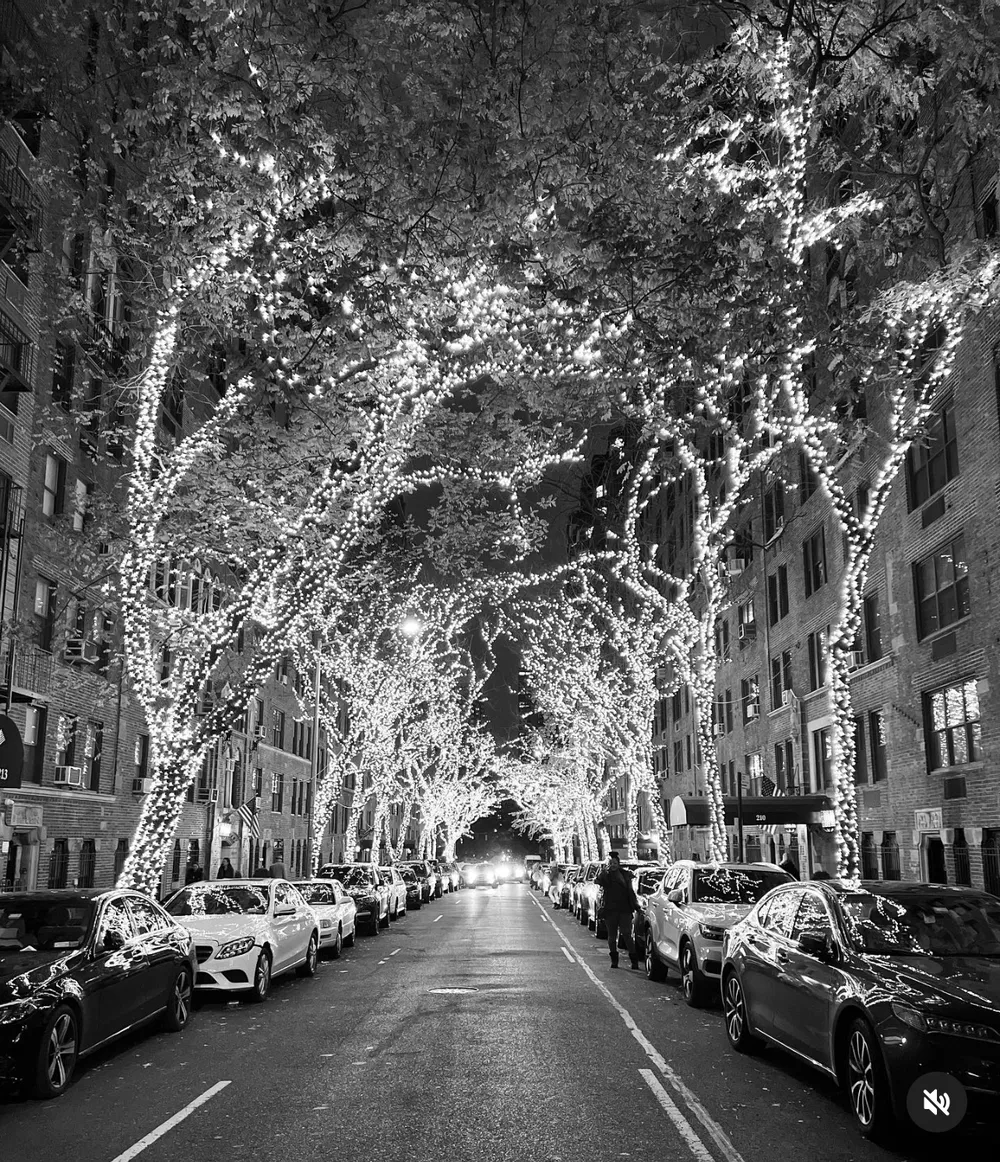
345, 801, 364, 862
117, 749, 199, 896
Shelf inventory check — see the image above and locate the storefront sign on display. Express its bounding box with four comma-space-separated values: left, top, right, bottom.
0, 716, 24, 791
914, 808, 942, 832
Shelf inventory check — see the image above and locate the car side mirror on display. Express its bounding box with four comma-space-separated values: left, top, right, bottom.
274, 904, 296, 917
798, 931, 839, 963
666, 888, 685, 905
100, 929, 126, 954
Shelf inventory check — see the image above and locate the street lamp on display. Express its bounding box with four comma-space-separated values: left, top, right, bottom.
400, 615, 422, 638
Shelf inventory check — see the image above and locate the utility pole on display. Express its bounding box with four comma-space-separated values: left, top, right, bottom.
308, 632, 322, 873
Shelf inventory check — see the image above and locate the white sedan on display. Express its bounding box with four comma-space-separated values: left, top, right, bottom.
292, 879, 357, 957
164, 879, 319, 1002
379, 867, 408, 920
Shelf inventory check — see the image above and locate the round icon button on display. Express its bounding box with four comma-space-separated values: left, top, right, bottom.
906, 1072, 967, 1133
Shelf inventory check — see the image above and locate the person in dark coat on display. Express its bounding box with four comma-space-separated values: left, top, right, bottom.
216, 857, 236, 879
184, 863, 204, 885
779, 855, 800, 880
595, 851, 640, 969
252, 865, 271, 877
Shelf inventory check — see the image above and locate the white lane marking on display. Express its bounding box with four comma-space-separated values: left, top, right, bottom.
640, 1070, 714, 1162
561, 946, 573, 962
539, 911, 549, 923
390, 948, 401, 956
433, 914, 443, 922
110, 1080, 231, 1162
527, 891, 744, 1162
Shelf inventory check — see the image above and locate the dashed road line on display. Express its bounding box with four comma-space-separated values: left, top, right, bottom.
433, 914, 443, 922
640, 1070, 714, 1162
390, 948, 401, 956
560, 946, 573, 962
110, 1080, 231, 1162
526, 889, 745, 1162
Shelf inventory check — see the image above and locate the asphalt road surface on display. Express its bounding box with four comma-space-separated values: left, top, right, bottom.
1, 884, 992, 1162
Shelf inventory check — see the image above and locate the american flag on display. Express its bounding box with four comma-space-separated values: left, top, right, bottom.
237, 795, 260, 840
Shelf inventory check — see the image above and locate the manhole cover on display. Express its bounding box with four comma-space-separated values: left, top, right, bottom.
428, 986, 479, 994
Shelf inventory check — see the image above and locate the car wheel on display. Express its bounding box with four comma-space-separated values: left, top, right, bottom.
379, 907, 390, 929
162, 966, 193, 1032
680, 943, 711, 1007
249, 947, 272, 1002
723, 972, 759, 1053
297, 932, 319, 977
844, 1018, 893, 1140
645, 932, 667, 982
329, 927, 343, 960
33, 1005, 78, 1099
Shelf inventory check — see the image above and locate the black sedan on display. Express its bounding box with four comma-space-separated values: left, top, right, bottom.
0, 889, 195, 1098
721, 879, 1000, 1138
399, 868, 423, 910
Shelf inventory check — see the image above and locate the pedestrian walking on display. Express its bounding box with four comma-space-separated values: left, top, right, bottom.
184, 863, 204, 885
216, 857, 236, 879
595, 851, 641, 970
779, 854, 800, 879
268, 860, 287, 879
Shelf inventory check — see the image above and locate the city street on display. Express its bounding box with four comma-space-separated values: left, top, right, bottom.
0, 884, 991, 1162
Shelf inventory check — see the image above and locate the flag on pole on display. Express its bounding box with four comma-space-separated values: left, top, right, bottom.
237, 795, 260, 839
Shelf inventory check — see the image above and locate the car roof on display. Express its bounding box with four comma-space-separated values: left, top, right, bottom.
0, 888, 123, 904
672, 861, 788, 873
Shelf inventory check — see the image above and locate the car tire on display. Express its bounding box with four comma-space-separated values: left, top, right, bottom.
844, 1017, 894, 1140
722, 972, 759, 1053
162, 965, 193, 1032
379, 907, 390, 929
297, 933, 319, 977
680, 943, 711, 1007
33, 1004, 79, 1099
391, 902, 398, 921
645, 932, 667, 982
344, 926, 356, 947
329, 927, 343, 960
249, 947, 272, 1002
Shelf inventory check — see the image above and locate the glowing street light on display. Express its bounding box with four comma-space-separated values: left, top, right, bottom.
400, 616, 422, 638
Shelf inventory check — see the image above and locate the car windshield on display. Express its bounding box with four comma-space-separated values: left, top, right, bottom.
0, 898, 95, 952
406, 864, 429, 876
165, 885, 269, 916
842, 892, 1000, 956
692, 868, 790, 905
401, 870, 417, 884
297, 883, 338, 905
324, 866, 375, 889
636, 872, 662, 895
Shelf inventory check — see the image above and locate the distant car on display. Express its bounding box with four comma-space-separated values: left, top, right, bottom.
428, 860, 450, 896
548, 865, 574, 907
399, 867, 423, 909
722, 880, 1000, 1138
165, 879, 319, 1002
318, 865, 390, 934
437, 861, 461, 892
291, 880, 357, 958
496, 860, 525, 884
554, 866, 581, 908
631, 868, 668, 946
399, 862, 436, 902
466, 862, 498, 888
575, 862, 603, 925
379, 867, 408, 920
0, 889, 195, 1098
643, 862, 792, 1006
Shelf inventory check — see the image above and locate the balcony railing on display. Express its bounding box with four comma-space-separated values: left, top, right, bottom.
0, 144, 41, 246
82, 312, 129, 374
0, 306, 31, 386
0, 640, 51, 695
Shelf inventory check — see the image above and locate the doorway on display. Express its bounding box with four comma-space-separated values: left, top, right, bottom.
922, 835, 947, 883
2, 841, 19, 891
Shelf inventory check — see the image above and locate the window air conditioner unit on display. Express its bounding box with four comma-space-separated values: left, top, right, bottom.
54, 765, 84, 787
738, 622, 756, 641
848, 650, 864, 670
713, 724, 725, 737
746, 703, 759, 720
255, 727, 268, 739
781, 689, 793, 706
209, 788, 219, 803
133, 777, 154, 795
726, 558, 747, 576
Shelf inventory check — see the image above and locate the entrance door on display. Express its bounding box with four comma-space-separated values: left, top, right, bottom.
2, 841, 18, 891
923, 835, 947, 883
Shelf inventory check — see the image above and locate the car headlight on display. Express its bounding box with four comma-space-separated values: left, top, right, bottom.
216, 936, 256, 960
892, 1002, 1000, 1041
698, 922, 727, 942
0, 1000, 36, 1025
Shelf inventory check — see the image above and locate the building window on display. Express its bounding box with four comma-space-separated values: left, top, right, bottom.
56, 714, 79, 768
272, 708, 285, 750
42, 453, 66, 517
272, 771, 285, 813
741, 676, 760, 723
78, 839, 96, 888
770, 649, 792, 710
673, 740, 683, 772
863, 593, 882, 662
799, 451, 818, 501
906, 404, 958, 509
767, 565, 789, 625
914, 534, 969, 638
803, 526, 827, 597
853, 717, 868, 783
714, 619, 730, 661
114, 838, 129, 881
22, 705, 46, 783
952, 829, 971, 886
861, 833, 878, 879
34, 576, 56, 651
86, 721, 103, 792
983, 831, 1000, 897
773, 740, 794, 792
71, 478, 93, 532
807, 628, 828, 691
869, 710, 887, 782
48, 839, 69, 888
737, 599, 756, 644
171, 839, 182, 883
880, 832, 901, 880
724, 689, 734, 733
133, 733, 150, 792
925, 678, 981, 770
812, 728, 833, 789
763, 482, 784, 541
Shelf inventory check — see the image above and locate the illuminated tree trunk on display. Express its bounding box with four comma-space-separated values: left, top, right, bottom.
118, 746, 201, 895
345, 801, 364, 863
392, 796, 413, 861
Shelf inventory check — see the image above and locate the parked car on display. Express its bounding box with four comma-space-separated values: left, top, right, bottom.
399, 867, 423, 910
643, 862, 792, 1005
548, 865, 574, 907
165, 879, 319, 1002
428, 860, 450, 895
593, 860, 662, 938
379, 867, 408, 920
291, 880, 357, 958
631, 868, 668, 945
399, 861, 437, 903
318, 865, 390, 934
437, 861, 461, 892
0, 888, 195, 1098
722, 879, 1000, 1138
575, 862, 603, 925
556, 866, 581, 909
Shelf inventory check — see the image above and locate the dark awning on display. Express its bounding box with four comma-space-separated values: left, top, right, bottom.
668, 794, 834, 828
